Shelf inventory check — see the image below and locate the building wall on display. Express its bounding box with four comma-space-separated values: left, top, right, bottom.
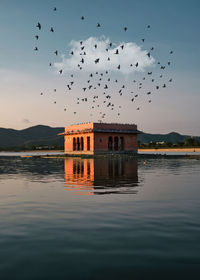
64, 132, 94, 154
63, 123, 138, 154
64, 132, 137, 153
64, 122, 137, 133
65, 123, 94, 134
94, 132, 138, 152
93, 122, 137, 131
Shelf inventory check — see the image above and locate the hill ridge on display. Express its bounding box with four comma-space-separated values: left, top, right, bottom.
0, 125, 199, 148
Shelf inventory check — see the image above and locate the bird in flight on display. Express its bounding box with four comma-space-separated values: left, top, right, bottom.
53, 7, 57, 11
34, 15, 174, 120
94, 58, 100, 64
36, 22, 41, 30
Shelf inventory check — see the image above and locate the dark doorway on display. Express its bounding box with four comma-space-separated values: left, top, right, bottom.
114, 136, 119, 151
87, 136, 90, 151
119, 137, 124, 151
108, 136, 113, 151
77, 137, 80, 151
73, 137, 76, 151
81, 137, 84, 151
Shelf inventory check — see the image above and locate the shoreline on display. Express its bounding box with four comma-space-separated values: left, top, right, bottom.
138, 148, 200, 153
0, 149, 200, 160
1, 148, 200, 153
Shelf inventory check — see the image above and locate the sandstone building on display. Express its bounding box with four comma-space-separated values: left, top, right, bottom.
59, 122, 139, 155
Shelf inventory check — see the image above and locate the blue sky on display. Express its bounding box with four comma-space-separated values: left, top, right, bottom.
0, 0, 199, 135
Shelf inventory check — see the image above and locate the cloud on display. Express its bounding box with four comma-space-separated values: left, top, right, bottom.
54, 36, 155, 75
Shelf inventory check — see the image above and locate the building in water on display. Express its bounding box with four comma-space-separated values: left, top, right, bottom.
59, 122, 139, 155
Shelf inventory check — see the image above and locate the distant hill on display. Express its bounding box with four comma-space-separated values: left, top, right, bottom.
0, 125, 199, 149
0, 125, 64, 148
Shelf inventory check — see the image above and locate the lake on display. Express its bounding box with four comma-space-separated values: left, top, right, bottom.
0, 156, 200, 279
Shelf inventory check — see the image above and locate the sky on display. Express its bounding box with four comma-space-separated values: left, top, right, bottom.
0, 0, 199, 135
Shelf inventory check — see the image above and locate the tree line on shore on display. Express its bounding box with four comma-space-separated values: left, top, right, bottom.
1, 138, 200, 151
0, 125, 200, 151
138, 137, 200, 149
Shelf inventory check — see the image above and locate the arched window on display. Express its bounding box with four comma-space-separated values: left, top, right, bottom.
87, 136, 90, 151
108, 136, 113, 151
73, 137, 76, 151
77, 137, 80, 151
114, 136, 119, 151
81, 137, 84, 151
119, 137, 124, 151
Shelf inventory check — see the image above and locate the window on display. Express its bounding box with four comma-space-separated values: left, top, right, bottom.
87, 136, 90, 151
73, 137, 76, 151
108, 136, 113, 151
81, 137, 84, 151
114, 136, 119, 151
119, 137, 124, 151
77, 137, 80, 151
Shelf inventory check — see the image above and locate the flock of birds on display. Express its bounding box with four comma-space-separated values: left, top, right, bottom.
34, 7, 174, 120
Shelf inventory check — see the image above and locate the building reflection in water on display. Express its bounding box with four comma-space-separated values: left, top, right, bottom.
64, 157, 138, 195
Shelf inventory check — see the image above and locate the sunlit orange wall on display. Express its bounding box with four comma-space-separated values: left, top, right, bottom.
64, 132, 94, 153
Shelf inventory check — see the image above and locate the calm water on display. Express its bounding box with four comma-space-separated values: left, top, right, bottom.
0, 156, 200, 279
